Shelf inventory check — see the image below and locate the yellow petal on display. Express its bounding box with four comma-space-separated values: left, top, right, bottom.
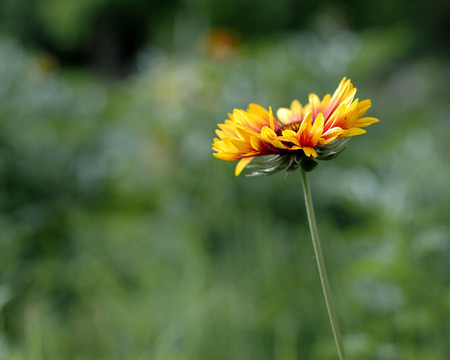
345, 128, 366, 136
313, 114, 325, 131
213, 153, 241, 161
291, 100, 303, 116
235, 157, 254, 176
299, 112, 312, 135
269, 106, 274, 130
218, 123, 238, 137
357, 99, 371, 117
272, 139, 289, 149
356, 117, 379, 127
321, 94, 331, 108
303, 147, 317, 157
308, 93, 321, 120
248, 104, 269, 118
276, 108, 292, 124
230, 138, 252, 151
281, 129, 297, 137
311, 113, 325, 145
280, 131, 299, 146
215, 129, 225, 139
234, 125, 255, 140
322, 127, 343, 143
250, 136, 262, 150
260, 126, 277, 141
343, 88, 357, 104
233, 109, 250, 126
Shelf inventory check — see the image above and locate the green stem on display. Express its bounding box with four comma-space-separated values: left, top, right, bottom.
300, 168, 347, 360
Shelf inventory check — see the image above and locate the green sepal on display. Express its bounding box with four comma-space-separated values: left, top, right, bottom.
316, 138, 349, 160
244, 137, 351, 177
300, 156, 319, 172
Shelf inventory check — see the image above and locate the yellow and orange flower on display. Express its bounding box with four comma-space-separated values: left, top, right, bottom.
212, 77, 378, 176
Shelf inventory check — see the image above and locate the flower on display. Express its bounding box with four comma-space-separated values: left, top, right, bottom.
212, 77, 379, 176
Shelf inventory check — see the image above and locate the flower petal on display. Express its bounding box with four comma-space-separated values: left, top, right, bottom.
235, 157, 254, 176
276, 108, 292, 124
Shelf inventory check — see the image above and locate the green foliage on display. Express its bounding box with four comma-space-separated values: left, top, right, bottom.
0, 0, 448, 73
0, 26, 449, 359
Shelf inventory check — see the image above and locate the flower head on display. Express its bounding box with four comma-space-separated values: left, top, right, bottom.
212, 78, 378, 176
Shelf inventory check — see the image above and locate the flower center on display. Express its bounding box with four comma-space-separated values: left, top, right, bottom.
275, 121, 301, 135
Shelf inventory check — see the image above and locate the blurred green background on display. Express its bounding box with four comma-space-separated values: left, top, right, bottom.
0, 0, 449, 359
